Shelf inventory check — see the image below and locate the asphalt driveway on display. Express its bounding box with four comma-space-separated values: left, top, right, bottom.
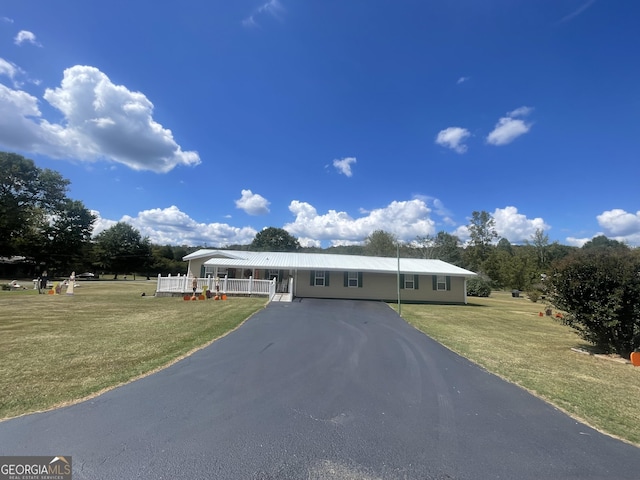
1, 298, 640, 479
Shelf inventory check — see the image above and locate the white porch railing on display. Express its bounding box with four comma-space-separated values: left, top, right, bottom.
156, 274, 276, 299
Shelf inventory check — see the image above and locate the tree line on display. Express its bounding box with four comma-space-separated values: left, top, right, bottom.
0, 152, 189, 279
3, 151, 639, 357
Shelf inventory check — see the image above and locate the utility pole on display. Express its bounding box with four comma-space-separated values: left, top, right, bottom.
397, 242, 401, 316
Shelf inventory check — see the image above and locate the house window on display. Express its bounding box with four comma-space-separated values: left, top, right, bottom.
311, 270, 329, 287
404, 275, 415, 290
269, 269, 279, 281
204, 266, 227, 278
400, 274, 419, 290
343, 271, 363, 288
437, 275, 447, 291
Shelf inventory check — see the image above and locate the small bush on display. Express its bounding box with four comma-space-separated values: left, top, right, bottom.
1, 284, 11, 291
467, 277, 491, 297
528, 291, 540, 303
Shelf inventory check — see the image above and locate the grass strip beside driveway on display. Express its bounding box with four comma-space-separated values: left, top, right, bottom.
396, 291, 640, 446
0, 280, 266, 420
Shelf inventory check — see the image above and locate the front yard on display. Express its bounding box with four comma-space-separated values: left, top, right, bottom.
0, 280, 266, 420
396, 291, 640, 446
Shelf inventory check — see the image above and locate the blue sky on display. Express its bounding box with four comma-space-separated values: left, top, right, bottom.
1, 0, 639, 248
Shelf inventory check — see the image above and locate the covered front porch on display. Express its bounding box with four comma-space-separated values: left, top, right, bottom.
155, 274, 294, 302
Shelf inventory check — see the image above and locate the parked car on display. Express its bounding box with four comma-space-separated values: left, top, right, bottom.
77, 272, 97, 279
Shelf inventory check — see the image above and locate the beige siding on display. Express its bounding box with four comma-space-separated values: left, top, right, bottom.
295, 271, 467, 304
187, 258, 206, 276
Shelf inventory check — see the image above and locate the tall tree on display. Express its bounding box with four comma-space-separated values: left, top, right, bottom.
414, 234, 435, 259
465, 210, 498, 271
46, 200, 96, 272
529, 228, 549, 268
250, 227, 300, 252
547, 241, 576, 265
148, 244, 187, 276
434, 231, 462, 265
364, 230, 397, 257
93, 222, 152, 278
0, 152, 69, 257
496, 237, 513, 255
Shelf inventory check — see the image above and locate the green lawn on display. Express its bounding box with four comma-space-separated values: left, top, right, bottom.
0, 279, 266, 420
395, 291, 640, 446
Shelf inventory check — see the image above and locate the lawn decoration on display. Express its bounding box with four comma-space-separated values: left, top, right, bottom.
66, 272, 75, 295
631, 352, 640, 367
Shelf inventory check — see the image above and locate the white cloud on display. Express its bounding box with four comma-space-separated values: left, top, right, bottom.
0, 65, 200, 172
235, 189, 271, 215
562, 210, 640, 248
486, 107, 533, 146
492, 206, 549, 243
508, 106, 533, 117
0, 83, 46, 150
457, 76, 470, 84
595, 209, 640, 246
413, 195, 455, 225
242, 0, 284, 27
0, 57, 24, 84
14, 30, 41, 47
453, 206, 549, 244
435, 127, 471, 153
452, 225, 470, 244
284, 198, 436, 245
333, 157, 357, 177
596, 209, 640, 236
90, 210, 117, 236
297, 237, 322, 248
565, 236, 591, 247
558, 0, 596, 24
93, 206, 257, 247
1, 16, 14, 23
0, 57, 40, 88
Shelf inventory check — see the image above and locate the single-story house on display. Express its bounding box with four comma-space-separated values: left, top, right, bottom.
182, 249, 476, 304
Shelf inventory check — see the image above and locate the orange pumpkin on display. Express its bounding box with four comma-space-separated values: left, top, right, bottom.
630, 352, 640, 367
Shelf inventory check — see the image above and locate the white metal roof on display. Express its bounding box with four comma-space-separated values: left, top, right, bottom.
185, 249, 476, 277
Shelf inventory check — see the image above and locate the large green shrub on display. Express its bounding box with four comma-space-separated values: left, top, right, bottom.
548, 249, 640, 358
467, 277, 492, 297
